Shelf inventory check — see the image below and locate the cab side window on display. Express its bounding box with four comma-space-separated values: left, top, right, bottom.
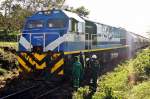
71, 18, 78, 32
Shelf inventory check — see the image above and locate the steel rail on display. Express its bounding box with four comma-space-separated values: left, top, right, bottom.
1, 85, 38, 99
35, 86, 61, 99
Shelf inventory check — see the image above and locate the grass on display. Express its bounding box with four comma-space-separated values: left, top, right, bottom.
126, 80, 150, 99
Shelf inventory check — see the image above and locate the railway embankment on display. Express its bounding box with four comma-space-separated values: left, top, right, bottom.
0, 42, 17, 69
74, 48, 150, 99
0, 42, 19, 89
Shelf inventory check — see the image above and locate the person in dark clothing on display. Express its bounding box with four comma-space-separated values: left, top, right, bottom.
72, 56, 83, 91
84, 57, 92, 85
63, 55, 73, 85
89, 54, 99, 92
79, 52, 85, 85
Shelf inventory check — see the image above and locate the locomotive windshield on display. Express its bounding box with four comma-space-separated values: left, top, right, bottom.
48, 19, 65, 28
27, 20, 43, 29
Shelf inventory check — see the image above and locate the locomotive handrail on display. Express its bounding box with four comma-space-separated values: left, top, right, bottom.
64, 45, 129, 55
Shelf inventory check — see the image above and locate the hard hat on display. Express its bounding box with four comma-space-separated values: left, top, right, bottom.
86, 58, 89, 61
91, 54, 97, 59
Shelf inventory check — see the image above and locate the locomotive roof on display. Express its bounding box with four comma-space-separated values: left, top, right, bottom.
28, 9, 85, 23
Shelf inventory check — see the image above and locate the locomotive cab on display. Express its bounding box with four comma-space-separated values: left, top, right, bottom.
19, 9, 85, 52
17, 9, 86, 80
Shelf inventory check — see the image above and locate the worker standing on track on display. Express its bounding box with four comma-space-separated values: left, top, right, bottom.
90, 54, 99, 92
72, 56, 83, 91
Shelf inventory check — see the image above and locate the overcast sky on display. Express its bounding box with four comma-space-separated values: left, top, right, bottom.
0, 0, 150, 37
65, 0, 150, 37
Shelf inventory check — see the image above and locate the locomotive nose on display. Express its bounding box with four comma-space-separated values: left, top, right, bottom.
32, 35, 44, 46
19, 33, 61, 52
32, 34, 44, 52
31, 33, 60, 52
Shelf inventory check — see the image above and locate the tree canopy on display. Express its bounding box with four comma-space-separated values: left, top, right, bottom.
65, 6, 89, 17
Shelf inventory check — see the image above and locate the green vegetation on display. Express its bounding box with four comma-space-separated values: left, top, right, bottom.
0, 41, 17, 63
0, 31, 19, 41
74, 48, 150, 99
73, 86, 90, 99
0, 42, 17, 47
0, 68, 7, 75
126, 81, 150, 99
65, 6, 89, 17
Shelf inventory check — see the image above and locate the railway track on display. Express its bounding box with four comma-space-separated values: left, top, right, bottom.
1, 85, 38, 99
0, 79, 73, 99
35, 87, 61, 99
1, 86, 71, 99
0, 46, 72, 99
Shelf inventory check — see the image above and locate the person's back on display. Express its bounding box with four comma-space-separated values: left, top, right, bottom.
72, 56, 83, 91
72, 61, 82, 78
91, 59, 99, 76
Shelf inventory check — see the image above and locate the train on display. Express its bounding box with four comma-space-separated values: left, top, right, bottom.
13, 8, 149, 98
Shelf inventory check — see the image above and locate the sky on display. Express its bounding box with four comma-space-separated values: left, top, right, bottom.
64, 0, 150, 37
0, 0, 150, 37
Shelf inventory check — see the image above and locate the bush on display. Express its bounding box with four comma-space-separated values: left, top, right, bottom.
73, 86, 90, 99
132, 50, 150, 79
93, 63, 130, 98
0, 31, 20, 42
93, 87, 118, 99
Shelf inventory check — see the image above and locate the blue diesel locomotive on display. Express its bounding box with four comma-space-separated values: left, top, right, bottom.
17, 8, 149, 84
19, 9, 127, 52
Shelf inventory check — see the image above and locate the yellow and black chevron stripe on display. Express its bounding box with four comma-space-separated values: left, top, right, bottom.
16, 52, 64, 76
17, 52, 47, 72
50, 53, 64, 75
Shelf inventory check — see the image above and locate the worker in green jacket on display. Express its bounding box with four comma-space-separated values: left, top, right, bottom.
72, 56, 83, 91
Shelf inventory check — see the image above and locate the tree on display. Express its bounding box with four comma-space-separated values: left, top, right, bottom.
0, 0, 14, 17
16, 0, 66, 12
0, 13, 4, 28
65, 6, 90, 17
10, 4, 32, 31
0, 0, 66, 33
75, 6, 89, 17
